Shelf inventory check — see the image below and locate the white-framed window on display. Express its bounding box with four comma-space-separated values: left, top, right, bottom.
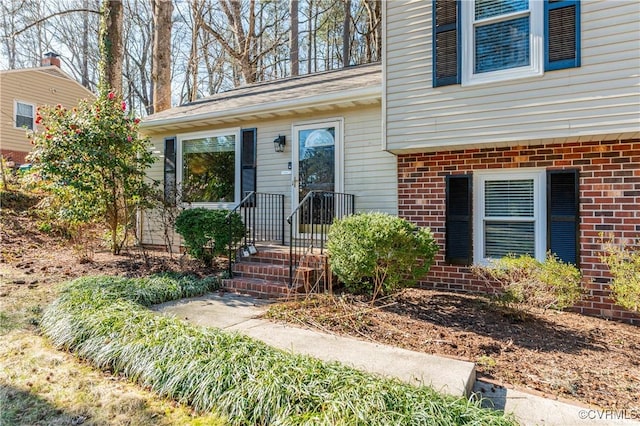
14, 101, 35, 130
473, 169, 546, 263
461, 0, 543, 85
177, 128, 241, 207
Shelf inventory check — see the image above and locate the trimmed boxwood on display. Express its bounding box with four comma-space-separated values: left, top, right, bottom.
40, 274, 517, 426
174, 208, 245, 265
327, 213, 439, 297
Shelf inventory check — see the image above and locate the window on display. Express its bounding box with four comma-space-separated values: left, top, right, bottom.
474, 171, 546, 262
15, 101, 34, 130
445, 169, 579, 265
463, 0, 543, 85
164, 137, 177, 205
433, 0, 580, 87
178, 129, 241, 205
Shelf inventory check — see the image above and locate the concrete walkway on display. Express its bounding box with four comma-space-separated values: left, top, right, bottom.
153, 292, 640, 426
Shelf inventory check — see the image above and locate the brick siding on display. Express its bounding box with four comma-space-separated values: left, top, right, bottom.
0, 149, 29, 165
397, 139, 640, 324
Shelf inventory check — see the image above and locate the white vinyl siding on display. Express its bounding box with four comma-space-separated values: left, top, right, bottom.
140, 104, 396, 246
384, 0, 640, 152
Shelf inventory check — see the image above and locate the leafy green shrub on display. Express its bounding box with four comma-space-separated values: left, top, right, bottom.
41, 275, 516, 426
470, 253, 583, 311
327, 213, 439, 297
601, 239, 640, 312
174, 208, 245, 265
28, 91, 156, 254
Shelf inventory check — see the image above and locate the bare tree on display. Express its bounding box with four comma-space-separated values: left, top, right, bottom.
199, 0, 288, 86
151, 0, 172, 113
290, 0, 299, 76
342, 0, 350, 67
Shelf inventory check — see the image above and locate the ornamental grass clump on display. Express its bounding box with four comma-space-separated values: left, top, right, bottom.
41, 274, 517, 426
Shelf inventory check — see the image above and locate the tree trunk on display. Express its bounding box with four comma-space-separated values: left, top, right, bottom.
99, 0, 124, 93
342, 0, 351, 67
290, 0, 299, 76
82, 0, 90, 87
151, 0, 172, 113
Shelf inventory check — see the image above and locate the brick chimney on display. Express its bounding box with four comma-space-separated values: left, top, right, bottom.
41, 52, 61, 68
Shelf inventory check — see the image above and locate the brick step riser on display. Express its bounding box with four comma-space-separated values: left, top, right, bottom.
232, 264, 313, 285
221, 278, 302, 299
244, 251, 327, 265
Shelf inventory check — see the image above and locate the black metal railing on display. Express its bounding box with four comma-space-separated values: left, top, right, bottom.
227, 192, 285, 276
286, 191, 355, 289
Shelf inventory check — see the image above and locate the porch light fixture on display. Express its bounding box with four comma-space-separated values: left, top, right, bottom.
273, 135, 286, 152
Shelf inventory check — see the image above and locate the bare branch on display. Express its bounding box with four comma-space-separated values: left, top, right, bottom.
10, 8, 100, 38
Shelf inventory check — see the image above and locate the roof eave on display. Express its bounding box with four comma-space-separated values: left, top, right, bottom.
140, 84, 381, 130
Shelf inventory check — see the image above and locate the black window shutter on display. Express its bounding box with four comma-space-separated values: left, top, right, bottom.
433, 0, 460, 87
163, 137, 177, 206
547, 170, 579, 266
241, 128, 257, 199
545, 0, 580, 71
446, 174, 472, 265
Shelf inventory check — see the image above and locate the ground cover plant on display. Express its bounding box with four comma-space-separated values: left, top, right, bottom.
41, 274, 517, 426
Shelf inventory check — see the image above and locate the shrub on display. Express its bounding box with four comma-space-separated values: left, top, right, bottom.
470, 253, 583, 311
28, 91, 156, 254
327, 213, 439, 298
41, 275, 516, 426
174, 208, 245, 265
601, 239, 640, 312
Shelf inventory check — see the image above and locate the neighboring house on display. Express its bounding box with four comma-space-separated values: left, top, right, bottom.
384, 1, 639, 322
142, 0, 638, 322
0, 53, 94, 165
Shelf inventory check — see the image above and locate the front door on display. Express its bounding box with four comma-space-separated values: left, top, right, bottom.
292, 120, 342, 234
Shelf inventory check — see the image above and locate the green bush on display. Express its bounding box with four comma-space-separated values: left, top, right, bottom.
470, 253, 583, 311
174, 208, 245, 265
41, 275, 516, 426
601, 239, 640, 312
327, 213, 439, 297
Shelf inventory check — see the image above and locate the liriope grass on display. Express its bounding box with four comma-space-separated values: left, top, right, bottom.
41, 274, 518, 426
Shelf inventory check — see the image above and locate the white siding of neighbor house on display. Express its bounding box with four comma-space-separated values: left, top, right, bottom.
140, 104, 396, 247
384, 0, 640, 153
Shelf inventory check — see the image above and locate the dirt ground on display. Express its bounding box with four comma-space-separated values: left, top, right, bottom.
2, 188, 639, 415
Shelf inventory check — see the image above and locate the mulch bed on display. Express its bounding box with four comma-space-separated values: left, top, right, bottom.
266, 289, 640, 410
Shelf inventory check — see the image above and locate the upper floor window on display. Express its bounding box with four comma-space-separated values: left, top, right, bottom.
463, 0, 543, 85
433, 0, 580, 87
15, 101, 34, 130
